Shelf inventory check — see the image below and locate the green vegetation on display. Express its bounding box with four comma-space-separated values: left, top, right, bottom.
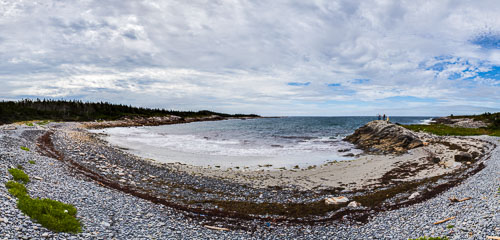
0, 99, 259, 125
21, 146, 30, 151
8, 168, 30, 184
403, 124, 500, 137
37, 120, 51, 126
404, 112, 500, 137
408, 237, 449, 240
446, 224, 454, 229
29, 160, 36, 164
17, 197, 81, 233
5, 181, 28, 198
450, 112, 500, 129
5, 166, 82, 233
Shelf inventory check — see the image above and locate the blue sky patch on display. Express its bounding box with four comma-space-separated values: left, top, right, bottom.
352, 79, 370, 84
287, 82, 310, 86
471, 33, 500, 49
327, 83, 341, 87
477, 66, 500, 80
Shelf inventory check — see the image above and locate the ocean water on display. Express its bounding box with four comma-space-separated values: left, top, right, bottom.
91, 116, 432, 169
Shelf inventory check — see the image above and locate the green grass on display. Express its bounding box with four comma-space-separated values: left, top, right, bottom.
5, 167, 82, 233
26, 122, 34, 126
20, 146, 30, 151
29, 160, 36, 164
446, 224, 454, 229
403, 124, 500, 136
409, 237, 449, 240
8, 168, 30, 184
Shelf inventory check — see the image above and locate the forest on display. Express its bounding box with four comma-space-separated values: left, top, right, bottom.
0, 99, 259, 124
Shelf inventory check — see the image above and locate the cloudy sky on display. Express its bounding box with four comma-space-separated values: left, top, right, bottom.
0, 0, 499, 116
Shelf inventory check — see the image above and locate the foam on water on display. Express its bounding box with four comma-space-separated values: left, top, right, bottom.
91, 116, 431, 169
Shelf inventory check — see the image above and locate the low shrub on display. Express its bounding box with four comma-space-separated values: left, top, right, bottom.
17, 197, 81, 233
403, 124, 500, 137
5, 181, 28, 198
8, 168, 30, 184
5, 168, 82, 233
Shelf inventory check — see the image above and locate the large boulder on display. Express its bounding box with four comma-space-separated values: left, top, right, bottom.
345, 120, 423, 154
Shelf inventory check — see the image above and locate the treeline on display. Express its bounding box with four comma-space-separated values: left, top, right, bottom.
0, 99, 259, 124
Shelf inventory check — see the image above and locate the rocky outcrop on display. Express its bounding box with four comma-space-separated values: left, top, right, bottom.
432, 117, 488, 128
345, 120, 423, 154
82, 115, 225, 129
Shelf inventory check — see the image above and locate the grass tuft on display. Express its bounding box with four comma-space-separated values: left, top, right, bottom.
17, 197, 81, 233
5, 167, 82, 233
9, 168, 30, 184
5, 181, 28, 198
29, 160, 36, 164
20, 146, 30, 151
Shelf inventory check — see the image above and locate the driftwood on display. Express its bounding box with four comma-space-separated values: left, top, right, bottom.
449, 197, 471, 202
204, 225, 230, 231
433, 216, 455, 225
486, 237, 500, 240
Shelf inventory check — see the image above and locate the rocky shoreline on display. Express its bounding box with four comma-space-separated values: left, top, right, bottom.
0, 120, 498, 239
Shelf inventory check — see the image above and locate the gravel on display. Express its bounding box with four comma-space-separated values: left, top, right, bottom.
0, 125, 498, 239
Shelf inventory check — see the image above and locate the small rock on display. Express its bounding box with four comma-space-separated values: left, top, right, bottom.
348, 201, 361, 207
408, 192, 420, 200
325, 196, 349, 205
101, 221, 111, 227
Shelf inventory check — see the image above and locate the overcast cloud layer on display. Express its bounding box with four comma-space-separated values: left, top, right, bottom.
1, 0, 499, 116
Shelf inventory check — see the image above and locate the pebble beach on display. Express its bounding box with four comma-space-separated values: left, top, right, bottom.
0, 122, 498, 239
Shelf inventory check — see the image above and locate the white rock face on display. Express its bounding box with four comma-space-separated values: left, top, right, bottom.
325, 196, 349, 205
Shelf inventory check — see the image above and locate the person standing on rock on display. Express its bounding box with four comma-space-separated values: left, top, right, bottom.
383, 114, 386, 121
378, 114, 381, 120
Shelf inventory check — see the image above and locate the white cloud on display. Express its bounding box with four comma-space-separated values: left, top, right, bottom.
0, 0, 499, 115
